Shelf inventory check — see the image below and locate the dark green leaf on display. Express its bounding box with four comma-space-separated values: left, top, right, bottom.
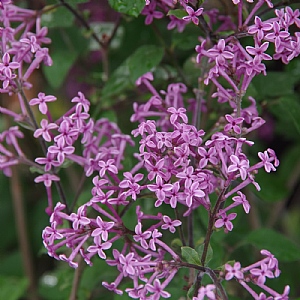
253, 172, 288, 202
42, 6, 75, 28
101, 65, 131, 101
0, 276, 28, 300
127, 45, 164, 82
167, 9, 187, 19
108, 0, 145, 17
252, 72, 296, 99
171, 238, 183, 254
102, 45, 164, 99
68, 0, 89, 5
187, 284, 195, 299
269, 95, 300, 140
196, 243, 213, 265
246, 228, 300, 262
181, 246, 201, 266
43, 27, 88, 89
278, 96, 300, 136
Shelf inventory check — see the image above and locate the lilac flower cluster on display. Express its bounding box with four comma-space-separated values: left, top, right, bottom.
1, 0, 298, 299
0, 2, 51, 176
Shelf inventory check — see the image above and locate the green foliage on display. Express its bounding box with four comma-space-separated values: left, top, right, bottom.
246, 228, 300, 262
167, 9, 187, 19
43, 27, 89, 89
108, 0, 145, 17
196, 243, 213, 265
181, 246, 201, 265
42, 6, 75, 28
0, 276, 28, 300
102, 45, 164, 100
270, 95, 300, 138
251, 72, 296, 99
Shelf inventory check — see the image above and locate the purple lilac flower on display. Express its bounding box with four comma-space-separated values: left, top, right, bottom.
206, 39, 234, 66
87, 236, 112, 259
91, 216, 114, 241
69, 205, 90, 230
34, 119, 58, 142
225, 262, 244, 280
248, 16, 273, 41
34, 173, 60, 187
250, 263, 274, 284
215, 211, 237, 232
167, 15, 186, 32
193, 284, 216, 300
146, 279, 171, 299
48, 138, 75, 164
161, 216, 182, 233
228, 155, 249, 180
29, 92, 57, 114
182, 6, 204, 26
0, 52, 20, 88
141, 1, 164, 25
232, 191, 250, 213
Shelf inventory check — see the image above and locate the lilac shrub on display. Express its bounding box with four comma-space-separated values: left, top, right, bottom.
0, 0, 299, 299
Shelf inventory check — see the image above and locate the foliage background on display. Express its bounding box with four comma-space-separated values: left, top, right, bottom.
0, 0, 300, 299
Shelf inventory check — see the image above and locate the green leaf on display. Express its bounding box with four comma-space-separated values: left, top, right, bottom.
0, 276, 28, 300
43, 27, 88, 89
269, 95, 300, 140
172, 26, 199, 50
101, 65, 131, 101
246, 228, 300, 262
187, 284, 195, 300
68, 0, 89, 5
127, 45, 164, 82
167, 9, 187, 19
277, 96, 300, 136
108, 0, 145, 17
42, 6, 75, 28
181, 246, 201, 266
171, 238, 183, 254
196, 243, 213, 265
253, 172, 288, 202
252, 72, 296, 99
102, 45, 164, 99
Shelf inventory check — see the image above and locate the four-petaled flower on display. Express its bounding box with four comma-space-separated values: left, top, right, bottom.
224, 114, 244, 134
182, 6, 204, 25
147, 279, 171, 299
133, 222, 152, 249
161, 216, 182, 233
228, 155, 249, 180
225, 262, 244, 280
193, 284, 216, 300
119, 252, 136, 276
258, 151, 276, 172
34, 119, 58, 142
48, 137, 75, 164
206, 39, 234, 66
91, 216, 114, 241
29, 92, 57, 114
69, 205, 90, 230
98, 159, 118, 177
232, 191, 250, 213
167, 107, 188, 124
148, 175, 173, 206
0, 52, 20, 88
34, 173, 60, 187
215, 211, 237, 232
250, 262, 274, 284
87, 236, 112, 259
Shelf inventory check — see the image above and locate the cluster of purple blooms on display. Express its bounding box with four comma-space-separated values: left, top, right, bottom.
1, 0, 299, 299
